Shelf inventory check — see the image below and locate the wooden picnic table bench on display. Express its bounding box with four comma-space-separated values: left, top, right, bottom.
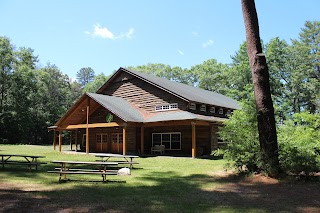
48, 160, 119, 182
0, 154, 46, 171
93, 153, 139, 169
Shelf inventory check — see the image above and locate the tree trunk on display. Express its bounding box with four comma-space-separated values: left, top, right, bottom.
241, 0, 281, 176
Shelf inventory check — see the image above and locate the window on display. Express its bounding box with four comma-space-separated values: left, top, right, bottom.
155, 103, 178, 111
189, 103, 196, 110
226, 110, 231, 115
219, 108, 224, 114
152, 132, 181, 150
170, 103, 178, 109
210, 106, 216, 113
200, 104, 206, 112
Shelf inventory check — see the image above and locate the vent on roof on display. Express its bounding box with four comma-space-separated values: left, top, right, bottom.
219, 108, 224, 114
189, 103, 196, 110
200, 105, 206, 112
155, 103, 178, 112
210, 106, 216, 113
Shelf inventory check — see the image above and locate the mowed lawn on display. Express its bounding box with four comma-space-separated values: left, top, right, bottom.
0, 145, 319, 213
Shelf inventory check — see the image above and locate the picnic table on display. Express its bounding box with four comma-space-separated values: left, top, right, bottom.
0, 154, 45, 171
48, 160, 119, 182
93, 153, 139, 169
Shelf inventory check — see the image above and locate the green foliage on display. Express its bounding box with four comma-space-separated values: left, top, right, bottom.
76, 67, 95, 87
127, 63, 195, 85
82, 73, 110, 93
218, 109, 320, 176
0, 36, 77, 144
215, 96, 261, 172
278, 113, 320, 176
190, 59, 231, 94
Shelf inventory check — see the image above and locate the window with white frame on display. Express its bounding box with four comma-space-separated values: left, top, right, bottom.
200, 104, 206, 112
155, 103, 178, 111
219, 108, 224, 114
210, 106, 216, 113
189, 103, 196, 110
152, 132, 181, 150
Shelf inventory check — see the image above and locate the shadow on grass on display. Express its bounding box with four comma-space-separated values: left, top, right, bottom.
1, 170, 320, 213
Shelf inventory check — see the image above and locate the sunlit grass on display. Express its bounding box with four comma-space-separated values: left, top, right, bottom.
1, 144, 317, 213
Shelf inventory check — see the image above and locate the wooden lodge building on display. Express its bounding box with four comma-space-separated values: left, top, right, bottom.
50, 67, 240, 158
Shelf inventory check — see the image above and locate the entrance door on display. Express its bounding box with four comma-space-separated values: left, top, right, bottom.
96, 133, 108, 153
111, 133, 123, 154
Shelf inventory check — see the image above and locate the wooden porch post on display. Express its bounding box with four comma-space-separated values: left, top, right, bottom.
53, 130, 56, 150
70, 131, 72, 150
86, 99, 90, 154
75, 130, 78, 151
123, 125, 127, 155
140, 126, 144, 154
191, 122, 196, 158
59, 130, 62, 152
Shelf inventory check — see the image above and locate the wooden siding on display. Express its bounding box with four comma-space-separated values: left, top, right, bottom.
101, 72, 188, 113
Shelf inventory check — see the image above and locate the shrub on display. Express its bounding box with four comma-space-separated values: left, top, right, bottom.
214, 99, 261, 172
278, 113, 320, 176
216, 103, 320, 176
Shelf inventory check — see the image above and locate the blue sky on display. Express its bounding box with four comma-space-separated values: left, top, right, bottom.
1, 0, 320, 79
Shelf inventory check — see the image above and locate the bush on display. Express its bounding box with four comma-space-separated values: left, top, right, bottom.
214, 99, 261, 172
216, 103, 320, 176
278, 113, 320, 176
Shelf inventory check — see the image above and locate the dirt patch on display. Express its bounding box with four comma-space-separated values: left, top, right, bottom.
208, 173, 320, 212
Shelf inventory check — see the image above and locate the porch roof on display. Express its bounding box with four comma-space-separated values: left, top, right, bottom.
87, 93, 144, 122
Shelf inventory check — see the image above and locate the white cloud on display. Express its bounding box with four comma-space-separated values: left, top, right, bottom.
86, 23, 134, 40
116, 28, 134, 40
93, 24, 115, 39
178, 49, 184, 55
202, 39, 214, 48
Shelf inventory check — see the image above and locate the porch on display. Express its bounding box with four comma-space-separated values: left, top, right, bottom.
49, 119, 222, 158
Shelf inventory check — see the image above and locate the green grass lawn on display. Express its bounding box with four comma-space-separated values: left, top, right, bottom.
0, 144, 319, 213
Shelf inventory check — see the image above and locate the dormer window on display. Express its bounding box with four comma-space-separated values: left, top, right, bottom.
155, 103, 178, 111
189, 103, 196, 110
200, 105, 206, 112
210, 106, 216, 113
219, 108, 224, 114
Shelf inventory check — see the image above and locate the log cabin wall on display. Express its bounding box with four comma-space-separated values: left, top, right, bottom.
125, 126, 137, 153
101, 72, 188, 113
